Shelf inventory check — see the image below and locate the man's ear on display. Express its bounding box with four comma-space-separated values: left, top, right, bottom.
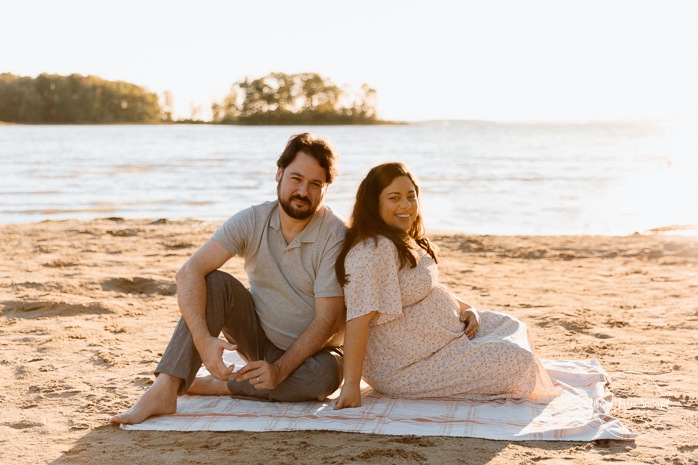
276, 168, 282, 183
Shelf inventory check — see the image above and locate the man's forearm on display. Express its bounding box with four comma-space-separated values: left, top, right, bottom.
176, 273, 212, 346
173, 238, 233, 348
272, 316, 337, 382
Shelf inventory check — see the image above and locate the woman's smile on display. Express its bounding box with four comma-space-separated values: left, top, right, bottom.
379, 176, 419, 232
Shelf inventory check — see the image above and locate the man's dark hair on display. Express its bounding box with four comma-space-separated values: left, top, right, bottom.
277, 133, 338, 184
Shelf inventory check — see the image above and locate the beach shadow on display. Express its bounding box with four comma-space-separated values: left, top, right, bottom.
49, 424, 632, 464
50, 425, 505, 464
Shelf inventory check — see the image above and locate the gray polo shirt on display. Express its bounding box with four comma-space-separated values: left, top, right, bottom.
212, 200, 346, 350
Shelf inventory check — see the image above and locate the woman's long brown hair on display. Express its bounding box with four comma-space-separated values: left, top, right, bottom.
335, 162, 438, 286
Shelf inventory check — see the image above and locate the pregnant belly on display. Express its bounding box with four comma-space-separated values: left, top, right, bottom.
402, 286, 464, 343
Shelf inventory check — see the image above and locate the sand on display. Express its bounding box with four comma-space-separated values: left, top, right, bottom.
1, 218, 697, 465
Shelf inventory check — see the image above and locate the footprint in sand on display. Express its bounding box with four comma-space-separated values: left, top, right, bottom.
3, 420, 44, 430
0, 301, 116, 318
100, 277, 176, 296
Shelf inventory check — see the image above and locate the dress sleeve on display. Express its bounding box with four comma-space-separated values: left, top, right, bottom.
344, 237, 403, 325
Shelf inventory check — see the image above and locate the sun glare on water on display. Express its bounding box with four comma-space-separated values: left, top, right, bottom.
604, 120, 698, 236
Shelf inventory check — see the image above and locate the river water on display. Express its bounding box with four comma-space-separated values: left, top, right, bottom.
1, 121, 696, 235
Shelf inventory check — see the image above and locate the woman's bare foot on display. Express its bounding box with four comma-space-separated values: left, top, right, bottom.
111, 374, 181, 425
187, 375, 231, 396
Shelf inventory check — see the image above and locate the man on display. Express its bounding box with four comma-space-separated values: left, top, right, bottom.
112, 133, 346, 425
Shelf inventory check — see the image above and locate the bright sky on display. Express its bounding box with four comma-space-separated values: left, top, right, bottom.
2, 0, 697, 121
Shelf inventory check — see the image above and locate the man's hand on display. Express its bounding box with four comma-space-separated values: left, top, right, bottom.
460, 308, 480, 339
197, 336, 237, 381
233, 360, 282, 390
334, 383, 362, 410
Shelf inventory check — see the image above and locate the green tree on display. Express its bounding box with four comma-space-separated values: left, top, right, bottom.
0, 73, 162, 123
213, 72, 380, 125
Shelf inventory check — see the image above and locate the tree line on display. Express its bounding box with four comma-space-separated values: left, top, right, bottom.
0, 72, 382, 125
0, 73, 161, 123
211, 72, 378, 125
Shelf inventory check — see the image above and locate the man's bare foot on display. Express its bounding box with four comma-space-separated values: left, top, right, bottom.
187, 375, 231, 396
111, 374, 181, 425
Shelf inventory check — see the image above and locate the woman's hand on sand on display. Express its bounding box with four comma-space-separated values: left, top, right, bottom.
460, 308, 480, 339
197, 336, 237, 381
334, 383, 362, 410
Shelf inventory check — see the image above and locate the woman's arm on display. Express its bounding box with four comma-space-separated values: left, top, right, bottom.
333, 311, 376, 410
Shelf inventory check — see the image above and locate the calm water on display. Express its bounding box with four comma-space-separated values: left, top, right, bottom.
1, 121, 697, 235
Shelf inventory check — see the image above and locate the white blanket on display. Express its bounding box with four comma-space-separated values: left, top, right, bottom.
122, 351, 636, 441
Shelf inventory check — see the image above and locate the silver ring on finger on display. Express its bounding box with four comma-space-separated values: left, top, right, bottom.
256, 376, 260, 383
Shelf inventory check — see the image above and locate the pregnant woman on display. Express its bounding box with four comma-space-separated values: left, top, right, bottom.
334, 163, 559, 409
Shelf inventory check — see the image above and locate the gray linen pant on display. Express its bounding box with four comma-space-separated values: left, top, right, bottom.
155, 270, 343, 401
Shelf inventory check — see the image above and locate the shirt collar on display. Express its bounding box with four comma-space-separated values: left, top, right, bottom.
270, 201, 324, 247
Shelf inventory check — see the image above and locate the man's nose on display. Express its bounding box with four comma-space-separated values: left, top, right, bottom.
297, 182, 308, 196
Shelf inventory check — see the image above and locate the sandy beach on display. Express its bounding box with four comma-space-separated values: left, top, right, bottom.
1, 218, 697, 464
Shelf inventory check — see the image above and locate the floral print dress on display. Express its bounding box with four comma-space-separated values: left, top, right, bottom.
344, 236, 559, 400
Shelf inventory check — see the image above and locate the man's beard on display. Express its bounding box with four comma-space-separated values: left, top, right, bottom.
279, 194, 317, 220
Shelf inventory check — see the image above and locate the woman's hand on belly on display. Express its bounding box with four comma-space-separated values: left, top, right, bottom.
449, 293, 480, 339
460, 307, 480, 339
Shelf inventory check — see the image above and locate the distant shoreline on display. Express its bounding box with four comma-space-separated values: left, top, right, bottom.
1, 217, 696, 237
3, 118, 690, 127
0, 120, 407, 126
